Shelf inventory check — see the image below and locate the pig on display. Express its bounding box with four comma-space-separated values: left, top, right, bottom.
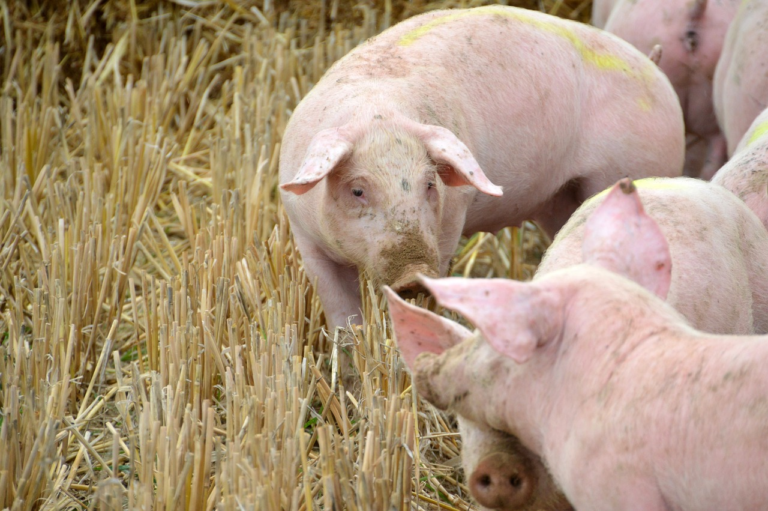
712, 107, 768, 231
538, 176, 768, 335
388, 180, 768, 511
387, 178, 768, 511
593, 0, 739, 179
279, 5, 685, 330
714, 0, 768, 156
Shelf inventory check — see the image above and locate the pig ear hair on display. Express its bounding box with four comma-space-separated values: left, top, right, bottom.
582, 178, 672, 299
384, 287, 472, 371
280, 127, 355, 195
406, 122, 503, 197
419, 276, 562, 364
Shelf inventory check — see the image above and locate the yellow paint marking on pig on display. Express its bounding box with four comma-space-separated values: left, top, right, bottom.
585, 178, 687, 205
398, 6, 653, 82
634, 178, 689, 191
747, 120, 768, 147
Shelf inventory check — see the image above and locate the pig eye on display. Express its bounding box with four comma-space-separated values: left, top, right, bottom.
427, 181, 435, 190
352, 188, 364, 197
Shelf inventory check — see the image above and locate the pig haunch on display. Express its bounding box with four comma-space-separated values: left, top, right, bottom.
714, 0, 768, 156
593, 0, 739, 179
713, 107, 768, 233
280, 5, 684, 330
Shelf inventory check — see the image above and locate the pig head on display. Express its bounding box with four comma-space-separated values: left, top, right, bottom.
281, 115, 502, 326
387, 179, 671, 511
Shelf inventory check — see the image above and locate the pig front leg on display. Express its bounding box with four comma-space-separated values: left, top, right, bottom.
292, 231, 363, 330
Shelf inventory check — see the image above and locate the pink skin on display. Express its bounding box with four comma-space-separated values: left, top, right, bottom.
712, 107, 768, 231
593, 0, 738, 179
714, 0, 768, 157
409, 268, 768, 511
388, 179, 768, 511
280, 5, 684, 329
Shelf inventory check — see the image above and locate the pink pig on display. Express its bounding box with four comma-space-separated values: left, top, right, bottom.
593, 0, 739, 179
538, 177, 768, 335
388, 180, 768, 511
387, 178, 768, 511
714, 0, 768, 156
279, 5, 684, 329
712, 107, 768, 231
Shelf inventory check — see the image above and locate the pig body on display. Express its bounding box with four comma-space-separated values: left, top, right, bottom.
712, 107, 768, 231
714, 0, 768, 156
593, 0, 738, 179
280, 5, 684, 329
389, 179, 768, 511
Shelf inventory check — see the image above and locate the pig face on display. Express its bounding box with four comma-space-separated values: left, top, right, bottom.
281, 118, 502, 295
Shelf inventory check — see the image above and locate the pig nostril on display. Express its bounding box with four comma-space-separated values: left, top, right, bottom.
478, 474, 492, 487
509, 475, 522, 488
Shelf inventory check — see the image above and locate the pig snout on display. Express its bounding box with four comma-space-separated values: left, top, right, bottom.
469, 452, 535, 510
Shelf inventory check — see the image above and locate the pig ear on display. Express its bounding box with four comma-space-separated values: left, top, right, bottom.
408, 123, 503, 197
582, 179, 672, 299
419, 277, 563, 364
280, 128, 355, 195
384, 287, 472, 371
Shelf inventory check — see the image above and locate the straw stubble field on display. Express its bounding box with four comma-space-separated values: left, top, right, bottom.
0, 0, 587, 509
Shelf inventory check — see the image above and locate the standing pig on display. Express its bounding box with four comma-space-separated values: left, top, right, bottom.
712, 107, 768, 230
714, 0, 768, 156
388, 177, 768, 511
388, 181, 768, 511
593, 0, 739, 179
280, 5, 685, 329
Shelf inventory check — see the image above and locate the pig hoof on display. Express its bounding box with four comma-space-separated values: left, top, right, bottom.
469, 452, 534, 510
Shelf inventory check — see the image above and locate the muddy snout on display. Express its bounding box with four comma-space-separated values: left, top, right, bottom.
389, 267, 438, 300
469, 452, 534, 510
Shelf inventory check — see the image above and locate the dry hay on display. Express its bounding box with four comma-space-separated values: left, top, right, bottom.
0, 0, 584, 509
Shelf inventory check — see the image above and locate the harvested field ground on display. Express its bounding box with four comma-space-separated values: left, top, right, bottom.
0, 0, 587, 509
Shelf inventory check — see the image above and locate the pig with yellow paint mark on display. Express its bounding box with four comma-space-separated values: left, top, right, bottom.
714, 0, 768, 156
279, 5, 684, 330
713, 107, 768, 232
593, 0, 740, 180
